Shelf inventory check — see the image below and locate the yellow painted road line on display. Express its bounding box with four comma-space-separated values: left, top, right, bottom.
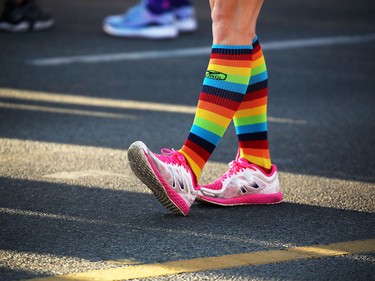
0, 102, 136, 119
0, 88, 197, 114
24, 239, 375, 281
0, 88, 306, 124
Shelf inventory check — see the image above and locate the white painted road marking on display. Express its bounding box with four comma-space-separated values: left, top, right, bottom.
26, 33, 375, 66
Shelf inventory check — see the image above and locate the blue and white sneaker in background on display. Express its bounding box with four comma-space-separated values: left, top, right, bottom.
103, 1, 197, 39
103, 1, 178, 39
173, 5, 197, 33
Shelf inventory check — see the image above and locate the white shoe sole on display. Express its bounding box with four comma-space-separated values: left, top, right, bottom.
0, 19, 54, 32
103, 24, 178, 39
176, 18, 197, 33
0, 21, 28, 32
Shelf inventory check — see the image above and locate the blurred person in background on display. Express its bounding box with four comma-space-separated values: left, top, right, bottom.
0, 0, 54, 32
103, 0, 197, 39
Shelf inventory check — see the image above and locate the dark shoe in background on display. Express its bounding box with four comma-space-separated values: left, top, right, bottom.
0, 0, 54, 32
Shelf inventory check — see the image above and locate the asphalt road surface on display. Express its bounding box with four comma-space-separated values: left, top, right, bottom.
0, 0, 374, 280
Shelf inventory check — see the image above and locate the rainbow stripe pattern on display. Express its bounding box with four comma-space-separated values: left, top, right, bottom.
180, 45, 253, 179
234, 37, 271, 171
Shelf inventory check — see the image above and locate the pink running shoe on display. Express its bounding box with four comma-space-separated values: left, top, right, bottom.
198, 156, 282, 206
128, 141, 198, 216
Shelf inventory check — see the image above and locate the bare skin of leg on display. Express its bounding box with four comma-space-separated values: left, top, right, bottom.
210, 0, 264, 45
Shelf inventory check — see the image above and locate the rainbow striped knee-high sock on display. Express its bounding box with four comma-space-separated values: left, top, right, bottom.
180, 44, 253, 180
233, 36, 272, 173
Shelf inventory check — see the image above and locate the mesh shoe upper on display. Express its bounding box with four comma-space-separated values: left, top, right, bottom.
199, 157, 282, 205
146, 147, 198, 206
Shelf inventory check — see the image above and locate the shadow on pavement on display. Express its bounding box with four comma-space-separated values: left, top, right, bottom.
0, 177, 374, 280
